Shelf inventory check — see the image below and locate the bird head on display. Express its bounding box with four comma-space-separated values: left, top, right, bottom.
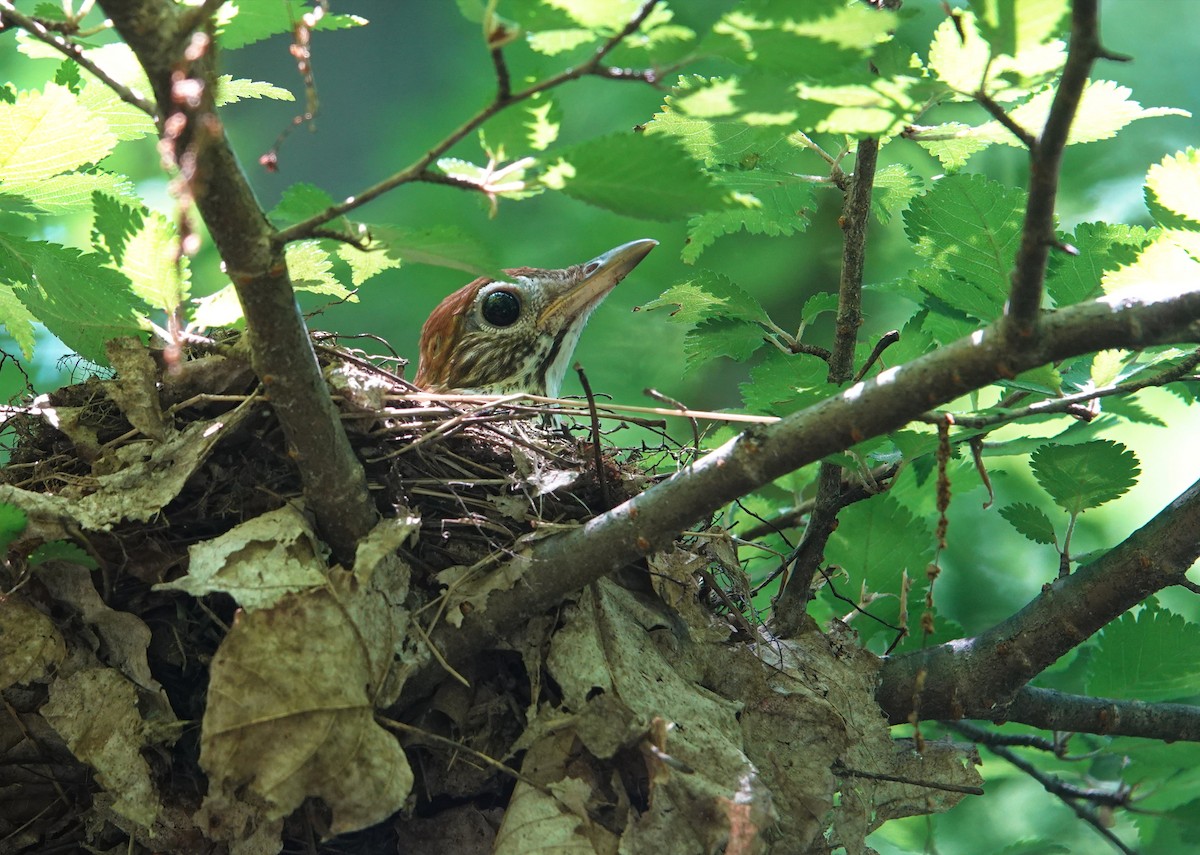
415, 239, 657, 397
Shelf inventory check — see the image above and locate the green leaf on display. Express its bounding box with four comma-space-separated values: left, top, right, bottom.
0, 83, 117, 188
913, 80, 1189, 168
1030, 440, 1140, 515
928, 9, 1065, 101
1046, 222, 1151, 307
118, 211, 191, 314
270, 183, 337, 225
968, 0, 1069, 63
0, 502, 27, 552
337, 240, 403, 287
216, 2, 368, 51
481, 95, 561, 157
0, 282, 37, 359
904, 174, 1026, 321
1101, 231, 1200, 298
372, 225, 501, 279
999, 503, 1057, 545
92, 194, 145, 266
286, 241, 352, 299
190, 284, 244, 330
825, 493, 936, 642
1, 236, 148, 365
8, 170, 137, 216
1087, 603, 1200, 702
871, 163, 921, 225
28, 540, 98, 569
738, 348, 829, 416
214, 75, 295, 107
645, 76, 802, 168
527, 28, 596, 55
683, 170, 814, 262
639, 270, 769, 326
683, 317, 764, 372
545, 133, 726, 221
1146, 147, 1200, 228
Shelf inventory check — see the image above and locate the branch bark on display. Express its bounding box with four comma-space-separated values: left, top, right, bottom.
876, 474, 1200, 727
398, 287, 1200, 703
773, 137, 878, 635
97, 0, 377, 561
1004, 0, 1104, 336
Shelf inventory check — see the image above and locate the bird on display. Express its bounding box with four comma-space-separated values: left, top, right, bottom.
415, 239, 657, 397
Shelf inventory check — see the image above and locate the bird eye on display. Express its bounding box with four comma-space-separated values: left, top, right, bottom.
481, 290, 521, 327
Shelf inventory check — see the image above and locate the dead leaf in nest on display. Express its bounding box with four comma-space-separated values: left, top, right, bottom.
41, 668, 162, 829
326, 359, 392, 413
434, 552, 532, 628
199, 577, 412, 846
37, 562, 173, 713
511, 445, 581, 496
105, 336, 168, 441
155, 504, 328, 611
529, 580, 772, 854
0, 597, 65, 690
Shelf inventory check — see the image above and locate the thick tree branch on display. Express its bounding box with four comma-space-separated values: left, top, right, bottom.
877, 474, 1200, 728
98, 0, 376, 561
774, 138, 879, 634
1005, 0, 1105, 336
274, 1, 663, 244
396, 288, 1200, 703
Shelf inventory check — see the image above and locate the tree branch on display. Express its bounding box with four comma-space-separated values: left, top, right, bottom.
774, 138, 879, 635
274, 1, 664, 244
1005, 0, 1105, 336
924, 347, 1200, 430
97, 0, 377, 562
949, 721, 1136, 854
1001, 686, 1200, 743
877, 473, 1200, 728
396, 287, 1200, 703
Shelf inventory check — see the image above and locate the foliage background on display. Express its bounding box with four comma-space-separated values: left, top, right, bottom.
2, 0, 1200, 851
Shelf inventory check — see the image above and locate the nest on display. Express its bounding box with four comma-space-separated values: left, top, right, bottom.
0, 334, 982, 855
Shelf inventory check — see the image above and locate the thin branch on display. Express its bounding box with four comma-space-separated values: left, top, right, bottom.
923, 347, 1200, 430
1005, 0, 1105, 336
773, 137, 879, 636
878, 473, 1200, 729
949, 722, 1136, 855
395, 271, 1200, 705
274, 1, 664, 244
852, 329, 901, 383
490, 47, 511, 100
0, 0, 157, 119
974, 89, 1037, 149
575, 363, 610, 510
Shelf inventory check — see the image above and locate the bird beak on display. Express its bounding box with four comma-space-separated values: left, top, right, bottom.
538, 238, 657, 330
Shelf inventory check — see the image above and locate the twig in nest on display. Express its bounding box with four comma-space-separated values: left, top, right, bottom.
574, 363, 610, 509
644, 387, 700, 462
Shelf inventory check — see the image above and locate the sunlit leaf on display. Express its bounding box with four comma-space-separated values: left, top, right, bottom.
214, 75, 295, 106
0, 83, 117, 186
1046, 222, 1152, 307
216, 2, 368, 51
640, 270, 769, 326
1, 235, 148, 365
904, 174, 1026, 321
1146, 147, 1200, 228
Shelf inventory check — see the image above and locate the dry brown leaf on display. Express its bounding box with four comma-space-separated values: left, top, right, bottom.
0, 597, 65, 690
41, 668, 161, 829
155, 504, 328, 610
200, 581, 412, 845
